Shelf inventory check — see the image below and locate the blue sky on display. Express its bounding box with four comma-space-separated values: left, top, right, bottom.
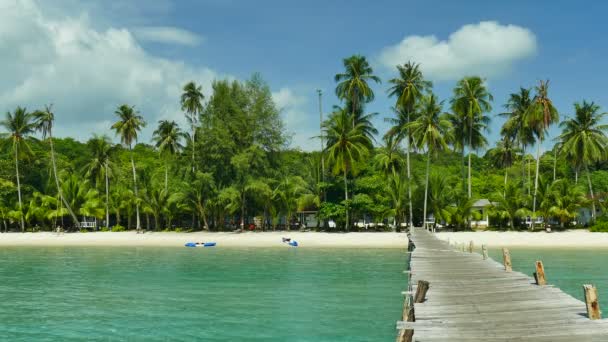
2, 0, 608, 152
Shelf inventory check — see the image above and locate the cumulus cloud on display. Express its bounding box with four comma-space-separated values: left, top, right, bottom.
378, 21, 537, 81
0, 0, 218, 141
133, 26, 203, 46
272, 88, 319, 150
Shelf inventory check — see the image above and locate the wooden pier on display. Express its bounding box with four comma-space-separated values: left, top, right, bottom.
397, 228, 608, 341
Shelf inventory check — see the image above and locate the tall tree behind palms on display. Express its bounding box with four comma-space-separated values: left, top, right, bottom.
0, 107, 36, 231
181, 81, 205, 172
334, 55, 381, 124
152, 120, 185, 191
84, 135, 114, 229
323, 108, 373, 231
451, 76, 493, 198
527, 80, 559, 221
33, 105, 80, 229
407, 94, 452, 230
501, 88, 535, 193
558, 101, 608, 222
387, 62, 431, 228
488, 135, 520, 195
111, 105, 146, 232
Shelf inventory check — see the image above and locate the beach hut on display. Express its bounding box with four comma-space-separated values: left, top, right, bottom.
471, 199, 491, 229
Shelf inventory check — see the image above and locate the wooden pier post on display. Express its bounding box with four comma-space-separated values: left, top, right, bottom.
502, 248, 512, 272
414, 280, 430, 303
583, 284, 601, 320
468, 240, 474, 253
397, 294, 415, 342
482, 244, 488, 260
534, 261, 547, 285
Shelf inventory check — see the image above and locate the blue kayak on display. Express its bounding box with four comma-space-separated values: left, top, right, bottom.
185, 242, 216, 247
288, 240, 298, 247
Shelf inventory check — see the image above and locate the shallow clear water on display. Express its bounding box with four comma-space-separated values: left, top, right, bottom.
0, 247, 407, 341
488, 248, 608, 302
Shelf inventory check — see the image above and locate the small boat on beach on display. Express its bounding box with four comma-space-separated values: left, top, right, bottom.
185, 242, 216, 247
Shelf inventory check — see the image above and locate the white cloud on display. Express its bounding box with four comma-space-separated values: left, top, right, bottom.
378, 21, 537, 81
0, 0, 219, 142
133, 26, 203, 46
272, 88, 319, 150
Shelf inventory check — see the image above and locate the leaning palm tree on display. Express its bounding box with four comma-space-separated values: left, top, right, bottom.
111, 105, 146, 232
526, 80, 559, 220
501, 87, 535, 193
0, 107, 37, 231
181, 81, 205, 172
152, 120, 186, 191
387, 62, 432, 228
451, 76, 492, 198
32, 105, 80, 229
407, 94, 452, 230
83, 135, 114, 229
334, 55, 381, 124
558, 101, 608, 222
323, 109, 373, 231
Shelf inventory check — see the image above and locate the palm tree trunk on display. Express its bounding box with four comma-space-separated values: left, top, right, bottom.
191, 120, 196, 173
105, 164, 110, 229
532, 141, 541, 229
423, 150, 431, 231
406, 116, 413, 228
49, 133, 80, 229
130, 147, 141, 232
14, 144, 24, 232
344, 171, 349, 231
165, 163, 168, 192
468, 118, 473, 198
575, 168, 579, 184
586, 166, 596, 222
553, 148, 557, 181
521, 143, 526, 194
504, 167, 508, 198
461, 144, 466, 193
240, 192, 245, 231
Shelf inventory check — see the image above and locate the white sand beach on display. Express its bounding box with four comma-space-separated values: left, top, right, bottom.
436, 230, 608, 248
0, 231, 408, 248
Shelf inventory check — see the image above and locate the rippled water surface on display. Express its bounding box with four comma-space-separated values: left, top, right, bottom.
0, 247, 407, 341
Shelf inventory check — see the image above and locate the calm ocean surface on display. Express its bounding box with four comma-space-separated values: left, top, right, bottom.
0, 247, 408, 341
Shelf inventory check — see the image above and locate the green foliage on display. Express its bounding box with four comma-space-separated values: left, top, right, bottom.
111, 225, 126, 232
590, 216, 608, 232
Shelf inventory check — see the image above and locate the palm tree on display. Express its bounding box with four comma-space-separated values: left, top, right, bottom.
491, 182, 528, 230
152, 120, 186, 191
549, 180, 588, 228
488, 136, 520, 194
527, 80, 559, 221
0, 107, 37, 231
181, 82, 205, 173
387, 62, 432, 228
111, 105, 146, 232
451, 76, 493, 198
558, 101, 608, 222
323, 109, 373, 230
407, 94, 452, 230
501, 87, 535, 193
83, 135, 114, 229
334, 55, 381, 124
32, 105, 80, 229
374, 134, 404, 177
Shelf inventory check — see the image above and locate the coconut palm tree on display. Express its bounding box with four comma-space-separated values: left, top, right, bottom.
407, 94, 452, 230
487, 136, 520, 194
549, 179, 588, 228
0, 107, 37, 231
374, 134, 404, 177
558, 101, 608, 222
527, 80, 559, 222
32, 105, 80, 229
491, 182, 528, 230
152, 120, 186, 191
387, 62, 431, 228
323, 109, 374, 231
111, 105, 146, 232
451, 77, 492, 198
181, 81, 205, 172
334, 55, 381, 123
501, 87, 535, 193
83, 135, 114, 229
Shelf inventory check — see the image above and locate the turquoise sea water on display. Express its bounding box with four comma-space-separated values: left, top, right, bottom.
488, 248, 608, 302
0, 247, 407, 341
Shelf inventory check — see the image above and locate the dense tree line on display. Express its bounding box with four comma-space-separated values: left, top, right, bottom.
1, 60, 608, 233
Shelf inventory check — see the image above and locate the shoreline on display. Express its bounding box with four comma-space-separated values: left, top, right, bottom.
436, 230, 608, 248
0, 231, 408, 248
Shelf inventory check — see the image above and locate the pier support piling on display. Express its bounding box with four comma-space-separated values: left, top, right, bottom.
502, 248, 512, 272
534, 261, 547, 286
482, 244, 488, 260
583, 284, 602, 320
468, 240, 474, 253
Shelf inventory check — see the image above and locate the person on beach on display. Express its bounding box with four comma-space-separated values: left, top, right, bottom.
282, 237, 291, 243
